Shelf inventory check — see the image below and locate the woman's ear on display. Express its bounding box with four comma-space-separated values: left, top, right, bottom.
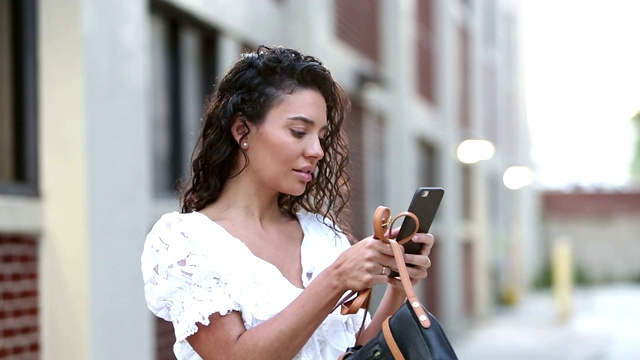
230, 113, 250, 143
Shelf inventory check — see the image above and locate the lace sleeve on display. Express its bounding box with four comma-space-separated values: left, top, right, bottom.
141, 213, 241, 342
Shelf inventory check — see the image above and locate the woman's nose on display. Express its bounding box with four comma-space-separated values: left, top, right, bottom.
306, 137, 325, 160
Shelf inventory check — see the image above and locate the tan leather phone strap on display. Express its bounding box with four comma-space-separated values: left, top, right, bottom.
375, 206, 431, 329
333, 205, 430, 352
389, 239, 431, 328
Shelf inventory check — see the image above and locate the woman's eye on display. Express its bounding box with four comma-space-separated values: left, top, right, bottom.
291, 129, 306, 138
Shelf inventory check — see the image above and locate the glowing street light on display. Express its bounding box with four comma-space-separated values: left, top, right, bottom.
503, 166, 534, 190
456, 139, 495, 164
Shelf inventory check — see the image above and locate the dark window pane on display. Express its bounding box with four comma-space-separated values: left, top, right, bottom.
150, 10, 219, 199
418, 142, 439, 186
0, 0, 16, 183
417, 0, 436, 103
0, 0, 38, 196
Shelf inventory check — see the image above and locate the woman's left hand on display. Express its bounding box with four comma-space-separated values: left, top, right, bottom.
388, 232, 435, 289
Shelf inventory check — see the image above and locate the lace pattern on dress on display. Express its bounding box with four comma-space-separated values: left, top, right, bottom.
141, 211, 369, 360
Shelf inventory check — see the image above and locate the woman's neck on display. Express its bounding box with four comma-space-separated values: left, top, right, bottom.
201, 174, 288, 227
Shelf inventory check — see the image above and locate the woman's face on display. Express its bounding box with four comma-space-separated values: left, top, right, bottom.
242, 88, 327, 197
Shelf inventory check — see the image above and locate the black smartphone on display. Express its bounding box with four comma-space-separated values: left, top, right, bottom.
395, 187, 444, 255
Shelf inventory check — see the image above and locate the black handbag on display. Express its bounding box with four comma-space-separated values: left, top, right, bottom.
337, 207, 458, 360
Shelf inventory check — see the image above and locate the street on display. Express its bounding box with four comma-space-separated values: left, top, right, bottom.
452, 283, 640, 359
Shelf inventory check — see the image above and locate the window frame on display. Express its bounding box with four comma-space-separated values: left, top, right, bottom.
0, 0, 39, 197
150, 0, 220, 198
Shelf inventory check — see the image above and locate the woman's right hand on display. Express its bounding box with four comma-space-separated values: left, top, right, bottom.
331, 227, 402, 291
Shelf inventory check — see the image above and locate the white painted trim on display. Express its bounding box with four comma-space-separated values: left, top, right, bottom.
0, 196, 43, 235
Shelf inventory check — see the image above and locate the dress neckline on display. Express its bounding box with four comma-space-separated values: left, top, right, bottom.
190, 211, 308, 290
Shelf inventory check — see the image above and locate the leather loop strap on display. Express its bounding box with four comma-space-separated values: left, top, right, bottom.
382, 316, 405, 360
375, 206, 431, 329
373, 207, 419, 246
373, 206, 391, 240
391, 212, 419, 245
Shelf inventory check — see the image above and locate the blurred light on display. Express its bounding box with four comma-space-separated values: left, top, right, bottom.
503, 166, 534, 190
457, 139, 495, 164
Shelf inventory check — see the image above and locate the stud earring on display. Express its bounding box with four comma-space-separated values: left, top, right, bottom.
241, 142, 248, 149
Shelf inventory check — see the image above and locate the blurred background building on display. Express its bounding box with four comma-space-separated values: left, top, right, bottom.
632, 110, 640, 187
0, 0, 538, 359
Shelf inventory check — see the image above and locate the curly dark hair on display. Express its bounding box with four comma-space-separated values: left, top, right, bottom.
181, 45, 352, 238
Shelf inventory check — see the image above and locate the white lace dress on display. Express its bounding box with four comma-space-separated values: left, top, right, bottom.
141, 211, 369, 360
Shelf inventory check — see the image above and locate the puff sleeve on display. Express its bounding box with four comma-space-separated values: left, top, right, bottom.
141, 213, 241, 342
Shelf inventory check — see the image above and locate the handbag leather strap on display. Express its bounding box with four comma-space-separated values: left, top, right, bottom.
382, 316, 405, 360
333, 288, 371, 345
335, 288, 371, 316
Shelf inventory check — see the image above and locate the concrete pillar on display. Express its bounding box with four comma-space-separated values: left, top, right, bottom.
82, 0, 153, 358
39, 0, 90, 358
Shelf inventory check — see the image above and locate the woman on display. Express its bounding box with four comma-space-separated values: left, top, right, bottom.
141, 45, 434, 360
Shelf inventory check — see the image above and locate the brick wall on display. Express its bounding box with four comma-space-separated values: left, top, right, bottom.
156, 317, 176, 360
0, 235, 39, 359
543, 191, 640, 217
542, 190, 640, 282
335, 0, 380, 63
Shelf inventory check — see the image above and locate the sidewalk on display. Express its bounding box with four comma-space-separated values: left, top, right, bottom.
451, 283, 640, 359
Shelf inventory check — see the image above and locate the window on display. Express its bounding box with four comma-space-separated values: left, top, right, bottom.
345, 104, 366, 239
418, 141, 439, 186
458, 25, 471, 130
462, 163, 472, 220
483, 65, 498, 143
367, 114, 386, 214
0, 0, 38, 196
150, 3, 220, 198
417, 0, 437, 103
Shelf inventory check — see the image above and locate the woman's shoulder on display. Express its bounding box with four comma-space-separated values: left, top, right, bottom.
148, 211, 211, 235
151, 210, 207, 225
144, 211, 233, 251
142, 211, 246, 280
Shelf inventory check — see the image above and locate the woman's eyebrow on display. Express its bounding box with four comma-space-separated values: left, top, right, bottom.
287, 115, 329, 130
